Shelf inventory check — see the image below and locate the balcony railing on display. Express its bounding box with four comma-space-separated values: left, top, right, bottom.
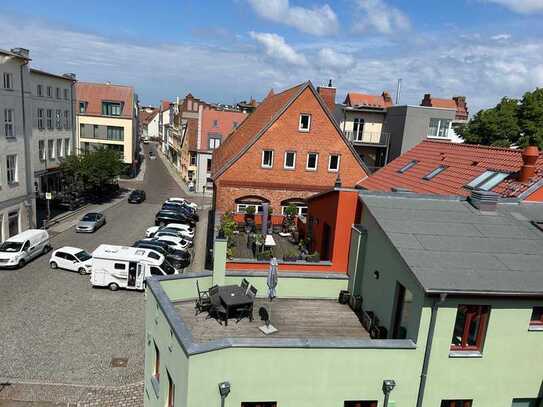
344, 130, 390, 146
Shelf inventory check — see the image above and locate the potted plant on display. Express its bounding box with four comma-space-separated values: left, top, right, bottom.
244, 206, 256, 231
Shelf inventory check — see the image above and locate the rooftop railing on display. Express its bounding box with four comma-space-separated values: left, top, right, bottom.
344, 130, 390, 146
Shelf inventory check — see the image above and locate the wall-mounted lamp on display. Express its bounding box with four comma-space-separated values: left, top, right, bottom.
382, 379, 396, 407
373, 270, 380, 280
218, 381, 231, 407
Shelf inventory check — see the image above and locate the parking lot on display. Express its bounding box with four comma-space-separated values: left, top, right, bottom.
0, 144, 209, 387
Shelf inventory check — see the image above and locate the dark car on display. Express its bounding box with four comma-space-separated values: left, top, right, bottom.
133, 240, 191, 269
128, 189, 146, 204
155, 210, 195, 226
161, 203, 199, 222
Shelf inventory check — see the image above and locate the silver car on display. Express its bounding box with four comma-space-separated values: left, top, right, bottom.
76, 212, 106, 233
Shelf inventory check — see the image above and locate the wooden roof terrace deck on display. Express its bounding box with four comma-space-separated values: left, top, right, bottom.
173, 298, 370, 343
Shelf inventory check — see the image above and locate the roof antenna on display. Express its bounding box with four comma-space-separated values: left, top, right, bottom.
328, 79, 333, 87
395, 78, 402, 104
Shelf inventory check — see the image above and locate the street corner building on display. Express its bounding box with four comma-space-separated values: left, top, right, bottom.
75, 81, 139, 173
210, 81, 370, 217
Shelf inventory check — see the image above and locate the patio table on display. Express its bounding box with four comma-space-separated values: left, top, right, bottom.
217, 285, 254, 325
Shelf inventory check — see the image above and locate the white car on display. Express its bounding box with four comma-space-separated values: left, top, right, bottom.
145, 223, 195, 238
167, 197, 198, 211
49, 246, 93, 275
152, 235, 190, 251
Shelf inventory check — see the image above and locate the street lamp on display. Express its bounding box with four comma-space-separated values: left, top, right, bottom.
382, 379, 396, 407
218, 381, 231, 407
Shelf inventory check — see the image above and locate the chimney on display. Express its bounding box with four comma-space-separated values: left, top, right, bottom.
10, 47, 29, 58
519, 145, 539, 182
382, 91, 392, 105
469, 190, 499, 212
63, 73, 76, 80
421, 93, 432, 107
317, 79, 336, 113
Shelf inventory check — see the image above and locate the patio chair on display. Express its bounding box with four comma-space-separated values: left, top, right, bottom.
247, 285, 258, 300
240, 278, 249, 291
235, 302, 254, 323
194, 280, 211, 315
206, 285, 227, 324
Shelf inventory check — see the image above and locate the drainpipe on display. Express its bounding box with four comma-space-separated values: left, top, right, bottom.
19, 60, 34, 228
416, 293, 447, 407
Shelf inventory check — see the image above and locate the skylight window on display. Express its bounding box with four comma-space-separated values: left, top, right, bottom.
398, 160, 418, 174
423, 165, 447, 180
466, 171, 509, 191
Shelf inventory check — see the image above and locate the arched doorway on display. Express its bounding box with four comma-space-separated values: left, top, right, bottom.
234, 195, 270, 214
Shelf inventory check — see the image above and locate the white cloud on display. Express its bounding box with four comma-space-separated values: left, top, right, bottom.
318, 48, 355, 71
247, 0, 338, 36
353, 0, 411, 35
249, 31, 308, 65
484, 0, 543, 13
491, 33, 511, 40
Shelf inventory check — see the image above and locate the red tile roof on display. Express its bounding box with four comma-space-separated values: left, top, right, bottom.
344, 92, 393, 109
140, 110, 158, 126
358, 140, 543, 198
76, 82, 134, 118
212, 82, 307, 177
424, 97, 457, 109
161, 100, 172, 111
421, 94, 469, 120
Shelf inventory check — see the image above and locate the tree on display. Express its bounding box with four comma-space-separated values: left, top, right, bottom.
518, 88, 543, 148
458, 97, 520, 147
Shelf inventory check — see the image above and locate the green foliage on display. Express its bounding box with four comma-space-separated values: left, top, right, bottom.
460, 88, 543, 149
244, 206, 256, 216
60, 148, 124, 191
284, 204, 297, 217
219, 212, 237, 247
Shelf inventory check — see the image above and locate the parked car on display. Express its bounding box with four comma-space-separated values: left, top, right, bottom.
155, 210, 194, 227
76, 212, 106, 233
133, 240, 191, 269
144, 236, 190, 251
167, 197, 198, 211
0, 229, 50, 269
149, 151, 156, 160
164, 199, 198, 214
155, 230, 193, 247
49, 246, 92, 275
128, 189, 146, 204
145, 224, 194, 238
161, 203, 199, 222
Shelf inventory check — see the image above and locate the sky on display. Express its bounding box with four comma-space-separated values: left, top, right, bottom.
1, 0, 543, 113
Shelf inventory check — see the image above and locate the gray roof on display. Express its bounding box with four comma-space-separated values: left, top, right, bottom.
360, 192, 543, 295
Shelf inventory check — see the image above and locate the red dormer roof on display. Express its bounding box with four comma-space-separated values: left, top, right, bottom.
344, 92, 393, 109
358, 140, 543, 199
421, 94, 469, 120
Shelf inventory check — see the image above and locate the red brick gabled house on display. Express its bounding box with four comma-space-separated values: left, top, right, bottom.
211, 81, 369, 215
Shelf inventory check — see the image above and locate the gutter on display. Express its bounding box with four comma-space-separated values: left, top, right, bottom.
19, 60, 34, 228
416, 293, 446, 407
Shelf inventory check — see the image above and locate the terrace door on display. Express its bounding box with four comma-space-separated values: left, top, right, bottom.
347, 226, 366, 296
127, 261, 137, 287
321, 223, 331, 261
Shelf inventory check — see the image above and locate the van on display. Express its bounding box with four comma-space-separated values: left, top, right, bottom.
0, 229, 50, 269
90, 244, 176, 291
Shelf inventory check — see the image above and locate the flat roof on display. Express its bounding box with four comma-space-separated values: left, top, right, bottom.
360, 192, 543, 295
174, 298, 370, 343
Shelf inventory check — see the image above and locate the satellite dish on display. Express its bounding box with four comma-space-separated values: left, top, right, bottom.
259, 306, 270, 327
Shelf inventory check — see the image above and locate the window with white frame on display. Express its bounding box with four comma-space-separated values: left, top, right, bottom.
328, 154, 340, 172
46, 109, 53, 129
236, 204, 264, 213
4, 109, 14, 138
299, 113, 311, 132
306, 152, 318, 170
208, 136, 221, 150
39, 140, 46, 161
55, 110, 62, 129
261, 150, 274, 168
428, 118, 452, 138
64, 110, 69, 129
284, 151, 296, 169
353, 118, 364, 141
281, 204, 308, 217
48, 139, 55, 159
3, 73, 13, 89
37, 109, 44, 129
57, 139, 63, 158
6, 155, 17, 184
65, 138, 70, 155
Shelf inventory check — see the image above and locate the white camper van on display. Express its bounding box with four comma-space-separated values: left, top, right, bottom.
0, 229, 50, 269
90, 245, 176, 291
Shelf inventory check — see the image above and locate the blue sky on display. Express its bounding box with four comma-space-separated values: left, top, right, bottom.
1, 0, 543, 113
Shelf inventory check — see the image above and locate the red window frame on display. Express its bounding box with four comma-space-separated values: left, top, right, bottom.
450, 305, 490, 352
441, 400, 472, 407
166, 370, 174, 407
153, 342, 160, 380
530, 307, 543, 326
344, 402, 378, 407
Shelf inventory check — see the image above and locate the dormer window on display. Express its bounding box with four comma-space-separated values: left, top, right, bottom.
466, 170, 509, 191
299, 114, 311, 132
102, 101, 123, 116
